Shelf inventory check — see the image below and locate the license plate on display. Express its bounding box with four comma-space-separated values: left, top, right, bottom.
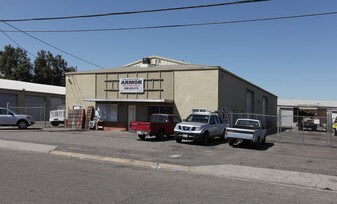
182, 134, 188, 138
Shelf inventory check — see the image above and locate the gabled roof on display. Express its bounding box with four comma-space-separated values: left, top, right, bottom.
0, 79, 65, 95
124, 55, 190, 67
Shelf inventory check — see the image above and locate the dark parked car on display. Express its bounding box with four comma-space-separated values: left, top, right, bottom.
298, 117, 318, 131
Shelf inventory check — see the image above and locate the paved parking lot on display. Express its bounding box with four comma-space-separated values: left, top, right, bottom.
0, 127, 337, 177
268, 129, 337, 147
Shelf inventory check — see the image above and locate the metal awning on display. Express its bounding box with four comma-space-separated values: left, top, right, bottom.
84, 98, 173, 103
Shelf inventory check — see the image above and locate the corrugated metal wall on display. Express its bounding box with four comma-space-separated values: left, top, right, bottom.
24, 95, 45, 120
0, 93, 18, 108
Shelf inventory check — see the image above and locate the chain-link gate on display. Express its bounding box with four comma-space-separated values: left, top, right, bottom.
218, 110, 337, 147
275, 114, 336, 147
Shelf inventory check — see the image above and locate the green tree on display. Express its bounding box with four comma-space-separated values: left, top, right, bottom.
0, 45, 77, 86
0, 45, 33, 82
33, 50, 77, 86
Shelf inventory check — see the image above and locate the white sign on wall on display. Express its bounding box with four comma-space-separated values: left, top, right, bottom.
119, 78, 144, 93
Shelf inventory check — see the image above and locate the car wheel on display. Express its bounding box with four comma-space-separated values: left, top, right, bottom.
334, 129, 337, 136
262, 135, 266, 144
255, 137, 260, 149
18, 120, 28, 129
51, 121, 60, 127
228, 139, 234, 147
220, 130, 226, 141
202, 131, 209, 146
157, 130, 165, 141
138, 134, 146, 140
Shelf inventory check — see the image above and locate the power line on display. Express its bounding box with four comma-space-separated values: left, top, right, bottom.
2, 11, 337, 33
0, 28, 37, 58
1, 21, 104, 69
0, 0, 269, 22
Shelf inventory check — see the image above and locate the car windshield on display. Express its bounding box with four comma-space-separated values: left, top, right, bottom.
185, 114, 209, 123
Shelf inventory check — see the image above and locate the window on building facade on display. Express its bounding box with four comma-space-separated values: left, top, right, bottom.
97, 103, 117, 122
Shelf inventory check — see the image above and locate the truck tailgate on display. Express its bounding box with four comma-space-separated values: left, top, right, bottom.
226, 128, 255, 140
129, 121, 151, 132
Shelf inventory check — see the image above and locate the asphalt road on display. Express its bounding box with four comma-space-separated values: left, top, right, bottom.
0, 128, 337, 176
1, 149, 336, 204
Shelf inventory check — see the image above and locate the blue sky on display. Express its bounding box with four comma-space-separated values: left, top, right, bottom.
1, 0, 337, 100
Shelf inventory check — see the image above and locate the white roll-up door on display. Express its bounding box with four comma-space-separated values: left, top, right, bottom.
24, 95, 45, 121
280, 108, 293, 128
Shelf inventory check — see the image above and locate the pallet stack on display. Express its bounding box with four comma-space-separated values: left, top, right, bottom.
85, 106, 95, 129
67, 109, 85, 129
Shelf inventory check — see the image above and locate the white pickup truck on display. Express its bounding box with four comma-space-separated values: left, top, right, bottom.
174, 112, 227, 145
49, 107, 65, 127
225, 118, 266, 148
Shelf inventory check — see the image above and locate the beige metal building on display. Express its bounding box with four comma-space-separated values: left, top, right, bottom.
66, 56, 277, 130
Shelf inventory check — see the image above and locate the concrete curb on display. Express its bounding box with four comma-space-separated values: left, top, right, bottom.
190, 165, 337, 191
0, 139, 57, 153
50, 150, 337, 191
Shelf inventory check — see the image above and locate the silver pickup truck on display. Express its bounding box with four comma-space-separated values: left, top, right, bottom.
174, 112, 227, 145
225, 118, 266, 148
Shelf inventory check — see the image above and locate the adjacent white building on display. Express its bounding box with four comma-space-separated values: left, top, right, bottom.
0, 79, 65, 120
278, 99, 337, 129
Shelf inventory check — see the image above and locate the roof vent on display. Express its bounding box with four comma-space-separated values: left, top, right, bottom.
142, 58, 151, 65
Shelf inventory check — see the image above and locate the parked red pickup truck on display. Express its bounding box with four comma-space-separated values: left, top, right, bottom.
130, 114, 181, 140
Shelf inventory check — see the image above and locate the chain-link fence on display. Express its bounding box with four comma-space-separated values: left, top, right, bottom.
273, 114, 337, 147
4, 103, 337, 147
216, 111, 278, 134
217, 110, 337, 147
6, 105, 49, 128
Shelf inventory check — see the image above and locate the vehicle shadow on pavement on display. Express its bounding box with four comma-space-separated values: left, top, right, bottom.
231, 142, 274, 151
0, 128, 43, 131
177, 138, 227, 147
138, 136, 176, 142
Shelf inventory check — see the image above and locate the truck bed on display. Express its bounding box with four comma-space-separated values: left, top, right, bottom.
129, 121, 151, 132
226, 127, 255, 140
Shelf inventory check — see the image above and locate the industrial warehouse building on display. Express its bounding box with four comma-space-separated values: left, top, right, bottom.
65, 56, 277, 130
0, 79, 65, 120
278, 99, 337, 131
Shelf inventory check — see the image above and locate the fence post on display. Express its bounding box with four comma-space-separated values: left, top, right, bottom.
44, 102, 46, 128
277, 110, 280, 143
302, 120, 305, 144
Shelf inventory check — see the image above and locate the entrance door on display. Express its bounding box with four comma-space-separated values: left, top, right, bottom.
128, 105, 136, 129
